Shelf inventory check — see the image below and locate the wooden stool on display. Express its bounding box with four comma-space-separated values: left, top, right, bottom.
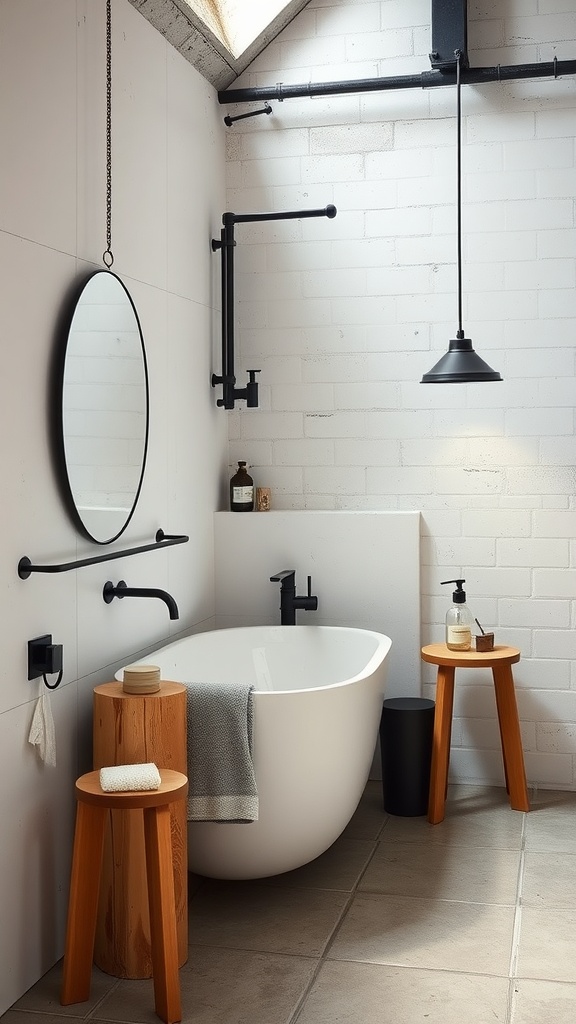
93, 682, 187, 979
61, 769, 188, 1024
421, 644, 530, 825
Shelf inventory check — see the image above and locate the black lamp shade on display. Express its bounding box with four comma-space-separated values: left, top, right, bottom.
421, 336, 502, 384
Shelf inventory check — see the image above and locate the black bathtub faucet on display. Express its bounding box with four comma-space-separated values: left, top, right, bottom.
103, 580, 179, 620
270, 570, 318, 626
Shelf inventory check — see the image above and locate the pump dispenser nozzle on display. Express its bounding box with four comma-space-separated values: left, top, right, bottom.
441, 579, 472, 650
441, 579, 466, 603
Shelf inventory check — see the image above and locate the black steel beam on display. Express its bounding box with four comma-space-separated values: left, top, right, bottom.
430, 0, 468, 70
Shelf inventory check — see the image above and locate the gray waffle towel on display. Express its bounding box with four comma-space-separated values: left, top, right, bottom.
185, 681, 258, 822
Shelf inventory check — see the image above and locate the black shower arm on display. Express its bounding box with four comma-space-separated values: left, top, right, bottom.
224, 104, 272, 126
211, 205, 337, 410
227, 205, 337, 224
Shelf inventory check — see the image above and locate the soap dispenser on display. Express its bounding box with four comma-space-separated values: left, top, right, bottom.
441, 579, 473, 651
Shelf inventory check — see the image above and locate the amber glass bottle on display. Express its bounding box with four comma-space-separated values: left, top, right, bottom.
230, 461, 254, 511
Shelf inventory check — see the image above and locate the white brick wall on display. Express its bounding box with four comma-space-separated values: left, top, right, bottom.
224, 0, 576, 789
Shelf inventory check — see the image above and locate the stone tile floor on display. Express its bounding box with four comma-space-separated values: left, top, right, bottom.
3, 781, 576, 1023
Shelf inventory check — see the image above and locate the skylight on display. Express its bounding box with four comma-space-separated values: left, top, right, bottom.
184, 0, 294, 58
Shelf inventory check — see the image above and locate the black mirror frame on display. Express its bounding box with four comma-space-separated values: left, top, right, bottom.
53, 269, 150, 546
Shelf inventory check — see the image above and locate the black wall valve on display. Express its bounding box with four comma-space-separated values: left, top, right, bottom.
28, 634, 63, 687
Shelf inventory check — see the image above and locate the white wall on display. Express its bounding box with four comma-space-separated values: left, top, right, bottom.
0, 0, 227, 1012
225, 0, 576, 790
214, 510, 421, 700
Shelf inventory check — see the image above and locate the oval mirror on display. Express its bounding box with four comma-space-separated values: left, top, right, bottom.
58, 270, 149, 544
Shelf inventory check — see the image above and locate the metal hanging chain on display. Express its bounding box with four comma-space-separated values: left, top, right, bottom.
455, 49, 463, 338
103, 0, 114, 268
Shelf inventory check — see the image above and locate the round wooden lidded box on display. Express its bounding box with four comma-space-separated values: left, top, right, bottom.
92, 678, 187, 979
122, 663, 161, 694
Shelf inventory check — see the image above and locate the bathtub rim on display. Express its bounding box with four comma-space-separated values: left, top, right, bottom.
117, 623, 392, 696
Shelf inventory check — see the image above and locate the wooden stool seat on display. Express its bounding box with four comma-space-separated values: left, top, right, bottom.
61, 768, 188, 1024
421, 644, 529, 825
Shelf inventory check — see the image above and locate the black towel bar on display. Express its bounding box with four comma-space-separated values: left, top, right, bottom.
18, 529, 188, 579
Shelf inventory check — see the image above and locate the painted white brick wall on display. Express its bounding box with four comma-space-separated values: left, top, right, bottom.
224, 0, 576, 789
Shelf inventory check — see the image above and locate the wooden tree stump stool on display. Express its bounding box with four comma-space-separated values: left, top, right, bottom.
93, 681, 187, 979
61, 769, 188, 1024
421, 644, 530, 825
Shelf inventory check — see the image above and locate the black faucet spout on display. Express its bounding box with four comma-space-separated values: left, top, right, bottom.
103, 580, 180, 620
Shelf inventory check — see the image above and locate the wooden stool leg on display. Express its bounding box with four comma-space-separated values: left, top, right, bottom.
428, 665, 455, 824
492, 664, 530, 812
61, 802, 107, 1005
144, 804, 182, 1024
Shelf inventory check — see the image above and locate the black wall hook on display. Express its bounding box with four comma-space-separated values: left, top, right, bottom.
28, 634, 64, 689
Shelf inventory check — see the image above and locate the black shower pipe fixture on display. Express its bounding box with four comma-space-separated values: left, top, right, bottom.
17, 529, 189, 579
218, 58, 576, 106
211, 204, 337, 410
224, 104, 272, 126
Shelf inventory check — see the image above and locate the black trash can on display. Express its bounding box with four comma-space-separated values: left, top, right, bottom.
380, 697, 435, 816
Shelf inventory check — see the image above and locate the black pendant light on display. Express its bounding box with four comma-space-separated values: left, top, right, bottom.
421, 51, 502, 383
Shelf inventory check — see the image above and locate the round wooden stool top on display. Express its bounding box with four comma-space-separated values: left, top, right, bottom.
421, 643, 520, 670
93, 681, 185, 700
75, 768, 188, 810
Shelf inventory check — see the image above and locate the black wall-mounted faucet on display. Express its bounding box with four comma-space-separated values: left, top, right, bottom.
211, 204, 337, 410
103, 580, 180, 620
270, 570, 318, 626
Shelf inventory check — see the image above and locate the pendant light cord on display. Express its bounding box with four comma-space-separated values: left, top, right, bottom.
420, 49, 503, 381
103, 0, 114, 268
455, 49, 463, 338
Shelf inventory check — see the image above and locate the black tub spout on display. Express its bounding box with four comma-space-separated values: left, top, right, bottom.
103, 580, 179, 620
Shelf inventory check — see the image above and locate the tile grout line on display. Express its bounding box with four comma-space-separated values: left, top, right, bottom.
287, 830, 386, 1024
506, 807, 529, 1023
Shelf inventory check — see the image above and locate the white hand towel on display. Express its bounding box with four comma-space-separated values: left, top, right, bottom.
99, 762, 161, 792
28, 691, 57, 767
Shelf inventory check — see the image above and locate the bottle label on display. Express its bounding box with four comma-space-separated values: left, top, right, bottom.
447, 625, 471, 650
232, 486, 253, 504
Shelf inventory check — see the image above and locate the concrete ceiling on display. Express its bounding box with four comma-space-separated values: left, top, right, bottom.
127, 0, 312, 91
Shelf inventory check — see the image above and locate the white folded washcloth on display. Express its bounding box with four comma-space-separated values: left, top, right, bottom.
99, 762, 161, 792
28, 691, 57, 768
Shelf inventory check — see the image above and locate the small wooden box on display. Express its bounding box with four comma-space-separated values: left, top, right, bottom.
475, 633, 495, 652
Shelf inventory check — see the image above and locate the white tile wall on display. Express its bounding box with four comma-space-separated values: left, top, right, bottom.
0, 0, 226, 1012
224, 0, 576, 797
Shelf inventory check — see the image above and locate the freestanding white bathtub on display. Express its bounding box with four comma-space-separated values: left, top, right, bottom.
121, 625, 391, 879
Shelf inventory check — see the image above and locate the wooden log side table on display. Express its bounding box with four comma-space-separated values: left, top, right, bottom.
61, 769, 188, 1024
421, 644, 530, 825
93, 681, 187, 979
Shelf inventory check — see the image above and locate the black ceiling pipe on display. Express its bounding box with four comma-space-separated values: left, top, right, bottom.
219, 58, 576, 105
